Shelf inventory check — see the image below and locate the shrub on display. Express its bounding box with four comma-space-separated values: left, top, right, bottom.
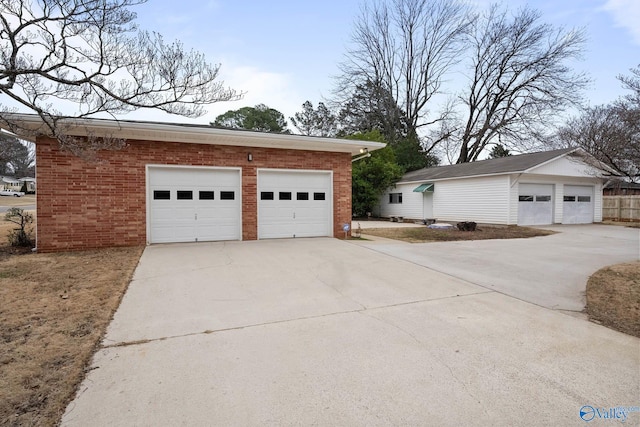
5, 207, 35, 247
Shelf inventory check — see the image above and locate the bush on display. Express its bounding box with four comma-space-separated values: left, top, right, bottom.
5, 207, 35, 247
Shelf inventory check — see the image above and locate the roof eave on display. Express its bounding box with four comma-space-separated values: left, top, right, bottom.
0, 114, 385, 155
398, 170, 523, 184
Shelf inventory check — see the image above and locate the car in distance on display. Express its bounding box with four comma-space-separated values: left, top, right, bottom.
0, 189, 25, 197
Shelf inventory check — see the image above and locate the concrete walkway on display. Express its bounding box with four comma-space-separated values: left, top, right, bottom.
62, 238, 639, 427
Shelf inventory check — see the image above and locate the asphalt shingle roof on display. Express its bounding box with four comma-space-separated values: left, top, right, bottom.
400, 148, 577, 183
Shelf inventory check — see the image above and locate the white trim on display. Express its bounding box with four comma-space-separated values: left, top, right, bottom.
145, 164, 243, 244
1, 113, 385, 155
256, 168, 334, 239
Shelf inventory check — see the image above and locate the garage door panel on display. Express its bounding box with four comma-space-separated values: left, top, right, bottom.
563, 185, 593, 224
518, 183, 553, 225
258, 170, 331, 239
148, 167, 241, 244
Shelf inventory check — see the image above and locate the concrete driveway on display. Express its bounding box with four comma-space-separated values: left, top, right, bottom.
355, 224, 639, 313
62, 238, 639, 426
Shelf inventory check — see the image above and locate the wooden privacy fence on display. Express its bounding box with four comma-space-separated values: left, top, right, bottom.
603, 196, 640, 222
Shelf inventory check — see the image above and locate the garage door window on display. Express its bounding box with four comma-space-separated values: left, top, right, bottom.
578, 196, 591, 202
536, 195, 551, 202
279, 192, 292, 200
313, 192, 325, 201
199, 191, 214, 200
220, 191, 235, 200
177, 191, 193, 200
261, 192, 274, 200
297, 192, 309, 200
564, 196, 576, 202
519, 195, 533, 202
153, 190, 170, 200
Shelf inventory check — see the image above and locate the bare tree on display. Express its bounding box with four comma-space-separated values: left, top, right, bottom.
0, 0, 241, 157
337, 0, 470, 152
555, 66, 640, 181
451, 5, 589, 163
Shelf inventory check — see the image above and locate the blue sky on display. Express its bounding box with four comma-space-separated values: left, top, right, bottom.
106, 0, 640, 126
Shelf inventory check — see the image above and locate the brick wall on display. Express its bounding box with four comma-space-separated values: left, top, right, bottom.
36, 137, 352, 252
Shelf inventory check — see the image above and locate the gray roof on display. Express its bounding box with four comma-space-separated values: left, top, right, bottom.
400, 148, 577, 183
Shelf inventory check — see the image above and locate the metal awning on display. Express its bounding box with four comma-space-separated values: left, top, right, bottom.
413, 183, 434, 193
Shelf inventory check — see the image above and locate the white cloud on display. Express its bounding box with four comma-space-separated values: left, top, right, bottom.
122, 63, 303, 127
204, 64, 303, 126
602, 0, 640, 45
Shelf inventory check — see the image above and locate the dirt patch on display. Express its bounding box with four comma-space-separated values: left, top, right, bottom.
0, 242, 143, 426
586, 261, 640, 338
360, 225, 555, 243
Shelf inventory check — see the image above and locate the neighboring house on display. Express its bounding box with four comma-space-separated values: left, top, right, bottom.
1, 177, 35, 192
2, 114, 384, 252
604, 181, 640, 196
377, 148, 606, 226
19, 177, 36, 193
1, 176, 21, 191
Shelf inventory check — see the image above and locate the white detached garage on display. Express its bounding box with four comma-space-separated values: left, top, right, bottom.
378, 148, 606, 226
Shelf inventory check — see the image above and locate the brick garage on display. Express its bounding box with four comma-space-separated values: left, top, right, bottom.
7, 116, 383, 252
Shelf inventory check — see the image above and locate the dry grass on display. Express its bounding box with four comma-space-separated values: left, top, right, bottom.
0, 214, 143, 426
360, 224, 555, 243
586, 261, 640, 338
602, 220, 640, 229
0, 194, 36, 207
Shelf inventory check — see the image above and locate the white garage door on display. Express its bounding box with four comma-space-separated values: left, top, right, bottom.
148, 167, 241, 243
563, 185, 594, 224
518, 183, 553, 225
258, 170, 332, 239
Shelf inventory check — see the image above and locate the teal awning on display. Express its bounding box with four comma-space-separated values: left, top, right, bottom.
413, 183, 434, 193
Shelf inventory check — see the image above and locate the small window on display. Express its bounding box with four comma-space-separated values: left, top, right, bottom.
536, 195, 551, 202
279, 192, 292, 200
199, 191, 214, 200
153, 190, 170, 200
563, 195, 576, 202
577, 196, 591, 202
313, 192, 326, 201
297, 192, 309, 201
389, 193, 403, 204
220, 191, 235, 200
261, 192, 274, 200
177, 191, 193, 200
519, 195, 534, 202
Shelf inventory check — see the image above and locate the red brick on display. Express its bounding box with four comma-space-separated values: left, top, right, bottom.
36, 138, 352, 252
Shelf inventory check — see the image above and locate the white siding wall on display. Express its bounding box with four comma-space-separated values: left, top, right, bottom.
529, 156, 603, 177
594, 181, 603, 222
508, 175, 519, 224
377, 183, 425, 219
433, 175, 511, 224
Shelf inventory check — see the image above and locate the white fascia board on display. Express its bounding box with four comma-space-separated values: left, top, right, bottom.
397, 171, 521, 185
0, 114, 385, 155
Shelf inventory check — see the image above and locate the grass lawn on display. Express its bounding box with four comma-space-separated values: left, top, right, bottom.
587, 261, 640, 338
0, 215, 143, 426
0, 194, 36, 207
360, 224, 555, 243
